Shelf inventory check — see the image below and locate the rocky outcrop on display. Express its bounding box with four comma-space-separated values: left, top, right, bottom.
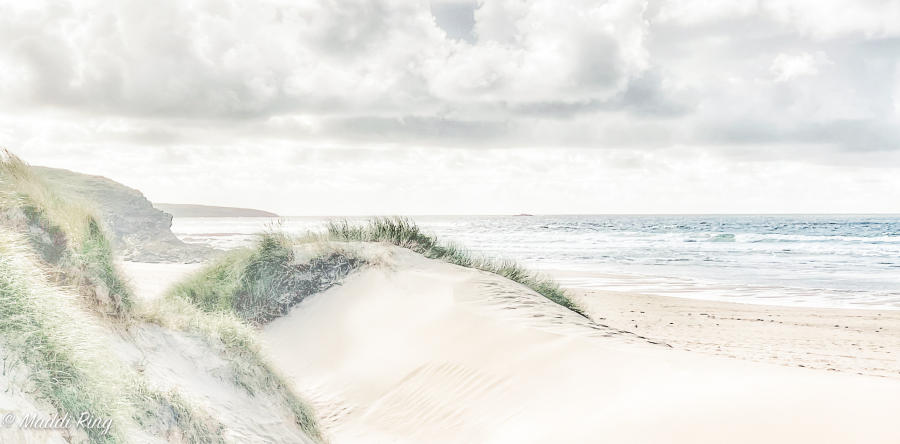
33, 167, 214, 262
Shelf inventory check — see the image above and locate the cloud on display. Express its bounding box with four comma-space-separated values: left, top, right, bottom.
655, 0, 900, 39
0, 0, 658, 117
430, 0, 477, 42
1, 0, 896, 154
764, 0, 900, 39
2, 0, 900, 213
0, 0, 450, 118
428, 0, 650, 104
770, 52, 830, 82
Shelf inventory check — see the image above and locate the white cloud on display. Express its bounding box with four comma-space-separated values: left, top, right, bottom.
656, 0, 900, 39
770, 52, 830, 82
1, 0, 900, 213
654, 0, 758, 25
764, 0, 900, 39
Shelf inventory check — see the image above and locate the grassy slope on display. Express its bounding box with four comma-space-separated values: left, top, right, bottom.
0, 231, 122, 443
0, 152, 236, 443
170, 231, 364, 324
323, 217, 587, 316
147, 232, 362, 442
142, 297, 322, 442
0, 229, 226, 443
156, 219, 584, 441
33, 166, 213, 263
0, 151, 132, 317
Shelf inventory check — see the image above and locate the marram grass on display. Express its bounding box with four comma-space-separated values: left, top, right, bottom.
323, 217, 587, 317
170, 230, 364, 325
0, 150, 132, 317
0, 231, 122, 443
0, 229, 225, 443
142, 296, 323, 442
147, 231, 353, 442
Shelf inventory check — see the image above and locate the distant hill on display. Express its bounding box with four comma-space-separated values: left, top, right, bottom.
155, 203, 278, 218
33, 167, 214, 262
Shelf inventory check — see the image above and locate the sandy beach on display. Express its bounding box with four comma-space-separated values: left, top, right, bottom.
571, 287, 900, 380
119, 261, 203, 301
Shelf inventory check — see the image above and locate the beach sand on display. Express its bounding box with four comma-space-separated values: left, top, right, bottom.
570, 288, 900, 380
118, 261, 202, 301
254, 246, 900, 444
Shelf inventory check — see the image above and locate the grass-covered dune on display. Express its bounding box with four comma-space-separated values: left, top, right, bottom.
0, 150, 132, 318
322, 217, 587, 316
146, 232, 356, 441
0, 228, 228, 443
168, 231, 365, 325
0, 229, 122, 442
168, 218, 584, 322
0, 151, 326, 443
157, 220, 584, 441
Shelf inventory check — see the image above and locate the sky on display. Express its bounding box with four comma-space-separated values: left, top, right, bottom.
1, 0, 900, 215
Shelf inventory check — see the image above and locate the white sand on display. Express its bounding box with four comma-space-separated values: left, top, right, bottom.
260, 246, 900, 444
118, 261, 203, 301
570, 287, 900, 379
112, 325, 316, 444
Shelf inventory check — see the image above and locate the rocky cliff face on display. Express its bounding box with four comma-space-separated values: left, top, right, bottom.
33, 167, 214, 262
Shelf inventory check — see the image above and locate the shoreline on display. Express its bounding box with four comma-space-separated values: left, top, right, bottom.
571, 287, 900, 380
121, 260, 900, 381
544, 268, 900, 311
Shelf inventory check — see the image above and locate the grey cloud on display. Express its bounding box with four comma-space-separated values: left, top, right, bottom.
508, 69, 694, 119
0, 0, 899, 165
572, 33, 626, 90
704, 119, 900, 154
430, 1, 476, 43
795, 121, 900, 152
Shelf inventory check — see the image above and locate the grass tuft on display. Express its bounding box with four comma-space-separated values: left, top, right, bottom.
323, 217, 587, 316
134, 386, 227, 444
171, 231, 364, 324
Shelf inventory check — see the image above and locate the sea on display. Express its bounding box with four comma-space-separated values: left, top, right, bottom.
171, 215, 900, 310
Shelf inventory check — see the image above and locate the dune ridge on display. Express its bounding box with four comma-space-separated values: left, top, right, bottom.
261, 244, 900, 444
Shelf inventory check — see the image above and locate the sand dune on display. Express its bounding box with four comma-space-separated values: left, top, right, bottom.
111, 325, 316, 444
260, 245, 900, 444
